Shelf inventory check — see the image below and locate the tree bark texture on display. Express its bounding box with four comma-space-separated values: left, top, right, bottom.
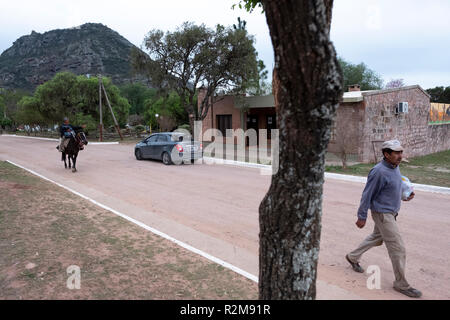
259, 0, 343, 299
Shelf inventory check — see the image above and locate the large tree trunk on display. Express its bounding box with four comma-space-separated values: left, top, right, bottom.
259, 0, 343, 299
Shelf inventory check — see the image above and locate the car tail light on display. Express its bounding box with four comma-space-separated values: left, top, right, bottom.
175, 144, 183, 152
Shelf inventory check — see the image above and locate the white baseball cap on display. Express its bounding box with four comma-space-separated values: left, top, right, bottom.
381, 139, 403, 151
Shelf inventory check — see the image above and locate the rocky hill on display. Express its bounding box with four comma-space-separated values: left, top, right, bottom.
0, 23, 143, 91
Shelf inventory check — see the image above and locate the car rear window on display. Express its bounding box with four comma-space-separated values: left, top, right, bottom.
157, 135, 169, 142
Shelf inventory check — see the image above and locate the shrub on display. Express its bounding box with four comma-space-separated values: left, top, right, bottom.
176, 123, 191, 133
72, 113, 97, 135
128, 114, 144, 126
134, 125, 145, 137
0, 117, 13, 128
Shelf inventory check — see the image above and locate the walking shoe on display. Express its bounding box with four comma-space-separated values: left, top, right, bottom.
345, 254, 364, 273
394, 287, 422, 298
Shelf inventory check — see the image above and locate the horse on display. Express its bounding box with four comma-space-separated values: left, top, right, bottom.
61, 129, 88, 172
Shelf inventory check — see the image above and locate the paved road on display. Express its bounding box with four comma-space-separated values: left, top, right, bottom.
1, 135, 449, 299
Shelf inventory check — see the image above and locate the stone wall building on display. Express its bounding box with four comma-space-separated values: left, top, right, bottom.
328, 85, 450, 162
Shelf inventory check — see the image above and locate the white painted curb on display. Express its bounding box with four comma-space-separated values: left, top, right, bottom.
408, 182, 450, 195
1, 134, 119, 145
203, 157, 450, 195
203, 156, 271, 170
5, 159, 259, 283
324, 172, 450, 195
90, 142, 119, 145
1, 134, 58, 141
324, 172, 367, 183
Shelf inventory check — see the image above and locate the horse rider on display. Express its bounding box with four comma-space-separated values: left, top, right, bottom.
57, 117, 85, 152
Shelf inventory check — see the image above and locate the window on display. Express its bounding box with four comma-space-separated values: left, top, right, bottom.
217, 115, 232, 136
147, 135, 158, 143
157, 134, 168, 142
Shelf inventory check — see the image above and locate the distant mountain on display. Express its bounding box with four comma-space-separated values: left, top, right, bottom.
0, 23, 146, 91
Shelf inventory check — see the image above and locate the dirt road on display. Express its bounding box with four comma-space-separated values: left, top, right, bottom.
1, 135, 449, 299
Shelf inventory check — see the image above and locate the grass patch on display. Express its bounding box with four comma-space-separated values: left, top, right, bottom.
325, 150, 450, 187
429, 121, 450, 125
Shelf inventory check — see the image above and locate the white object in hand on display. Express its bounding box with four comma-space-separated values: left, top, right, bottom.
401, 176, 414, 200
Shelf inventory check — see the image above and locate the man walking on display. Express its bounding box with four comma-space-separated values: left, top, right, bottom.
346, 139, 422, 298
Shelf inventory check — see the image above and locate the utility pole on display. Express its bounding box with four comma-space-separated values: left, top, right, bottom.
98, 75, 123, 141
98, 75, 103, 142
101, 79, 123, 141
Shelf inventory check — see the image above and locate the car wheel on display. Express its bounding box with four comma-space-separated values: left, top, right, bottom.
135, 149, 143, 160
162, 152, 172, 165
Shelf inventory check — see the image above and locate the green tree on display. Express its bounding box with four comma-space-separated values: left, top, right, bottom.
93, 77, 131, 127
75, 75, 101, 116
233, 17, 247, 30
0, 117, 12, 129
143, 91, 188, 130
426, 86, 450, 103
338, 57, 383, 91
71, 113, 97, 135
247, 59, 271, 95
232, 17, 271, 96
232, 0, 263, 12
16, 72, 131, 127
75, 75, 130, 127
0, 94, 12, 129
0, 89, 29, 125
119, 83, 157, 115
164, 91, 189, 125
15, 96, 46, 126
0, 95, 5, 118
143, 97, 163, 130
439, 86, 450, 103
131, 22, 259, 128
34, 72, 80, 123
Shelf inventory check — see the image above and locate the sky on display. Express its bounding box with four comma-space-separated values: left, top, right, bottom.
0, 0, 449, 90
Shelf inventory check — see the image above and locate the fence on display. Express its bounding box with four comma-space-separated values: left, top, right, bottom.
3, 127, 150, 141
